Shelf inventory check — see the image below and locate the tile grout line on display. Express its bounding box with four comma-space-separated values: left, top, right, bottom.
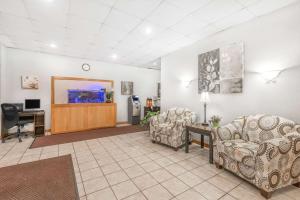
72, 142, 89, 199
100, 137, 150, 200
84, 139, 120, 200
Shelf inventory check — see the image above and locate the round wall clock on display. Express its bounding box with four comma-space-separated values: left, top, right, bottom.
82, 63, 91, 71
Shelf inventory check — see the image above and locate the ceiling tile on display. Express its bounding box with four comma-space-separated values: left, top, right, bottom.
247, 0, 299, 16
114, 21, 165, 51
32, 21, 66, 35
14, 40, 40, 50
168, 36, 197, 49
104, 9, 142, 32
69, 0, 111, 23
0, 14, 33, 34
0, 0, 27, 17
114, 39, 139, 53
167, 0, 211, 13
35, 32, 65, 45
189, 0, 244, 24
146, 1, 190, 27
25, 0, 69, 26
236, 0, 261, 7
188, 24, 219, 40
67, 16, 102, 34
97, 0, 117, 7
114, 0, 161, 19
93, 25, 128, 47
213, 8, 255, 31
170, 14, 208, 35
65, 29, 95, 41
8, 31, 37, 42
151, 29, 184, 45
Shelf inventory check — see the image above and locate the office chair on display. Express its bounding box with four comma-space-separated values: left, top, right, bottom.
1, 104, 30, 143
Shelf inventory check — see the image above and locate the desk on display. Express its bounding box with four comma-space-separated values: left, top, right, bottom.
185, 124, 213, 164
1, 110, 45, 139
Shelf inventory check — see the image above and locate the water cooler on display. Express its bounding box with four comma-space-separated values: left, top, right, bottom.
128, 95, 141, 125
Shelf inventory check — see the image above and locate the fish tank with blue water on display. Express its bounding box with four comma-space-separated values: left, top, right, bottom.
68, 89, 106, 103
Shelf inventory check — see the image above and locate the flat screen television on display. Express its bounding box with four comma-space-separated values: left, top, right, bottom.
25, 99, 40, 109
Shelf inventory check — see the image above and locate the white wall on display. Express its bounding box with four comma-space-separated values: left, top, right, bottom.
161, 2, 300, 124
0, 44, 6, 130
4, 48, 160, 129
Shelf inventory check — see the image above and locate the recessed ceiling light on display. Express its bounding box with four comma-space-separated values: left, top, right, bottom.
111, 54, 118, 60
49, 43, 57, 48
145, 27, 152, 35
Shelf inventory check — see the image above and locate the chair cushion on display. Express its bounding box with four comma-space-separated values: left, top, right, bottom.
217, 139, 259, 167
243, 114, 295, 143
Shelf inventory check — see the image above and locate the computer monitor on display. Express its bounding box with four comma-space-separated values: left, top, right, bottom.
25, 99, 40, 109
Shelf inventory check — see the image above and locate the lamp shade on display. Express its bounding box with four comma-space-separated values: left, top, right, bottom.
200, 91, 210, 103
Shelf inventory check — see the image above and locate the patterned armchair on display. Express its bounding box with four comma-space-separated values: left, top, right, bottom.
150, 108, 197, 150
212, 114, 300, 199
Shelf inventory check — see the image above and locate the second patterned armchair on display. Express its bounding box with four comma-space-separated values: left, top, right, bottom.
150, 108, 196, 150
212, 114, 300, 199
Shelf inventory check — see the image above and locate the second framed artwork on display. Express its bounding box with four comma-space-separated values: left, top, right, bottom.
121, 81, 133, 95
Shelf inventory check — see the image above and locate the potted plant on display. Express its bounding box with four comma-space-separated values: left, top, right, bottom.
106, 91, 113, 103
210, 115, 222, 128
140, 111, 160, 128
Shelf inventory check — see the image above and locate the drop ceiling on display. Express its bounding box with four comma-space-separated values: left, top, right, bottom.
0, 0, 298, 69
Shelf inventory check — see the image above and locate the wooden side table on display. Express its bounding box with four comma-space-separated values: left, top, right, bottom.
185, 124, 213, 164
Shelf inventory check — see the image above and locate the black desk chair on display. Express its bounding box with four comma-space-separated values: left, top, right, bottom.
1, 104, 31, 143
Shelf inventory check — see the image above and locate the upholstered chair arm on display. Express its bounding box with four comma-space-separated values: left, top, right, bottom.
212, 123, 243, 143
174, 119, 189, 127
255, 133, 300, 191
293, 124, 300, 133
149, 113, 167, 127
181, 113, 196, 124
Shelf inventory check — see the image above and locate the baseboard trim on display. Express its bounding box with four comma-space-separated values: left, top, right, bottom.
192, 139, 209, 148
117, 121, 129, 125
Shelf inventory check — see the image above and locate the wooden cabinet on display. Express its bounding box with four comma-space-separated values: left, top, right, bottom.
51, 103, 116, 134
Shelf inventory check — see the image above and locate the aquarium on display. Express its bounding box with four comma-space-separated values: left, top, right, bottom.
68, 89, 105, 103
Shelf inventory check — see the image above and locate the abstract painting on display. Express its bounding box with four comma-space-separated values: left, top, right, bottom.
21, 76, 39, 89
198, 49, 220, 93
198, 43, 244, 94
121, 81, 133, 95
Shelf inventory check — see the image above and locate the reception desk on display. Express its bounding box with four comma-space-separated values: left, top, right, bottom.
51, 103, 116, 134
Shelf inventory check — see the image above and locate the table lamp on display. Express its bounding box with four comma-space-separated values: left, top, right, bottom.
200, 91, 210, 126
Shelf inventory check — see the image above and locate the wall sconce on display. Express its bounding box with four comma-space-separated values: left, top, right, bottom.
182, 80, 192, 88
260, 70, 282, 83
181, 79, 197, 88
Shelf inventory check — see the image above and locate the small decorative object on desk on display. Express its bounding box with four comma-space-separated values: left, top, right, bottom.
210, 115, 221, 128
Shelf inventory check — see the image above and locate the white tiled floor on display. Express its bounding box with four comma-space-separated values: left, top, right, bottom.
0, 131, 299, 200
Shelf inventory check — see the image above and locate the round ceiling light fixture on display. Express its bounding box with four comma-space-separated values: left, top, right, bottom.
111, 54, 118, 60
145, 27, 152, 35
